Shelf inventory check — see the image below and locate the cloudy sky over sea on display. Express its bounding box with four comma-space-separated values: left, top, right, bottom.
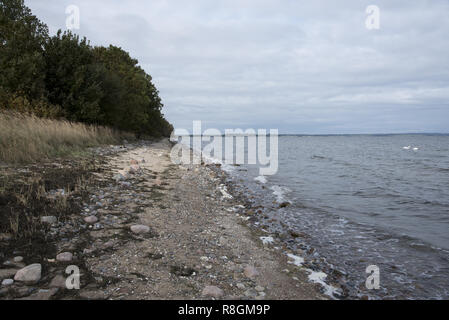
27, 0, 449, 134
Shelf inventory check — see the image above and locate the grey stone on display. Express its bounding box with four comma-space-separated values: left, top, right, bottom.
14, 264, 41, 283
40, 216, 57, 224
1, 279, 14, 286
56, 252, 73, 262
130, 224, 150, 234
84, 216, 98, 224
202, 285, 224, 298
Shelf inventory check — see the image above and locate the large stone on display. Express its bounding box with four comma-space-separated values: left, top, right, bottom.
14, 264, 41, 283
202, 286, 224, 298
130, 224, 150, 234
40, 216, 57, 224
0, 268, 18, 280
84, 216, 98, 224
56, 252, 73, 262
243, 266, 259, 279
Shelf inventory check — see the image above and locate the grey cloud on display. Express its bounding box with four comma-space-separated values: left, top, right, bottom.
26, 0, 449, 133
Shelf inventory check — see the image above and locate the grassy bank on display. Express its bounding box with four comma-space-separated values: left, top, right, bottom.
0, 111, 134, 164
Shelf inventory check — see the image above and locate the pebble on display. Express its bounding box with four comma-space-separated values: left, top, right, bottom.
130, 225, 150, 234
236, 283, 245, 289
1, 279, 14, 286
40, 216, 57, 224
56, 252, 73, 262
14, 263, 42, 283
243, 266, 259, 279
202, 285, 224, 298
84, 216, 98, 224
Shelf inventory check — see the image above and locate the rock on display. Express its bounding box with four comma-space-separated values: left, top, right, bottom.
40, 216, 57, 224
14, 264, 41, 283
1, 279, 14, 286
84, 216, 98, 224
56, 252, 73, 262
255, 285, 265, 292
279, 202, 291, 208
49, 275, 67, 289
13, 256, 23, 263
130, 159, 139, 165
0, 268, 18, 280
244, 266, 259, 279
236, 283, 246, 290
202, 286, 224, 298
130, 224, 150, 234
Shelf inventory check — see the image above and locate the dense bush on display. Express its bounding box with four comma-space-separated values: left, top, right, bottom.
0, 0, 173, 137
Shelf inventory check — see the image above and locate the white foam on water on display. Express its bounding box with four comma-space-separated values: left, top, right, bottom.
218, 184, 233, 199
286, 253, 304, 267
305, 269, 340, 298
254, 175, 267, 184
270, 185, 291, 203
260, 236, 274, 245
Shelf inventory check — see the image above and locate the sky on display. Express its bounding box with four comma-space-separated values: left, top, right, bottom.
26, 0, 449, 134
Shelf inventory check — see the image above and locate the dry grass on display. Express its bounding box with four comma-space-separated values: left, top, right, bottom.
0, 111, 134, 163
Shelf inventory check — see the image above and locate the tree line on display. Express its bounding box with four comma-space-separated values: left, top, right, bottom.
0, 0, 173, 137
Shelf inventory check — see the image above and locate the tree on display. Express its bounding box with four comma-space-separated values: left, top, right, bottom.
0, 0, 48, 100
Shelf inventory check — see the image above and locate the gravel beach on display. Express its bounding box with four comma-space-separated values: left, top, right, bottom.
0, 139, 325, 300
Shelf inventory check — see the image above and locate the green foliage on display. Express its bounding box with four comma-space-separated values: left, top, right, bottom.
0, 0, 172, 137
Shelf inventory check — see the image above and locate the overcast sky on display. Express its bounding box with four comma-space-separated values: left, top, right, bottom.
26, 0, 449, 134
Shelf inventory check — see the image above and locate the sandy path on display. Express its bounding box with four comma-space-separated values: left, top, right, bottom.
76, 139, 325, 300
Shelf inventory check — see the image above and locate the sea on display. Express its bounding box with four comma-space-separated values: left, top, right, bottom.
181, 134, 449, 299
